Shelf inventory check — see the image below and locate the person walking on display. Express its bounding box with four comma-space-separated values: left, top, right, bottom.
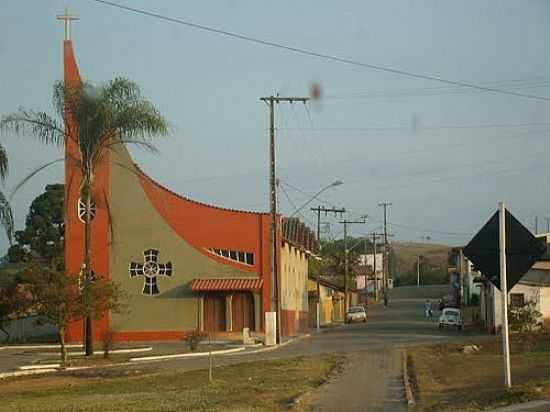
425, 299, 432, 317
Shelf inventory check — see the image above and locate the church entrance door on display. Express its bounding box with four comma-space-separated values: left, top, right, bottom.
203, 294, 226, 332
231, 292, 255, 332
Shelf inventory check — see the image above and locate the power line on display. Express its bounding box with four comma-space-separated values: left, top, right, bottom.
279, 121, 550, 133
90, 0, 550, 103
327, 77, 550, 100
279, 180, 472, 238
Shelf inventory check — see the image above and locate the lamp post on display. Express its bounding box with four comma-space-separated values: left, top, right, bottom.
288, 180, 344, 332
290, 180, 343, 218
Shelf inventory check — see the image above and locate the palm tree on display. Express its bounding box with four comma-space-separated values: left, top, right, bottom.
0, 78, 169, 355
0, 144, 14, 244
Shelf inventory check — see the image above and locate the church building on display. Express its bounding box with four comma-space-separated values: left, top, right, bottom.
61, 35, 318, 343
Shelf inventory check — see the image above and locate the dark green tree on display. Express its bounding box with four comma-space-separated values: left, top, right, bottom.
311, 238, 363, 287
7, 184, 64, 263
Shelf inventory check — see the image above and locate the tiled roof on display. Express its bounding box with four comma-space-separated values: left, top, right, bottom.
282, 217, 320, 254
519, 269, 550, 287
191, 278, 263, 292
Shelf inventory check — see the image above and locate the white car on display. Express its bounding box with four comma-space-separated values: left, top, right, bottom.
346, 306, 367, 323
439, 307, 463, 330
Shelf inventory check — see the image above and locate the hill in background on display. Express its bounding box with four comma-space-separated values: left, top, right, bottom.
391, 242, 453, 286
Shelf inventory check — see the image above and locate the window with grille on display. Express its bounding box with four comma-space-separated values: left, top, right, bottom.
510, 293, 525, 308
208, 248, 254, 265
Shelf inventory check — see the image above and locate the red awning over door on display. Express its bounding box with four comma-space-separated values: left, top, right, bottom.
191, 278, 263, 292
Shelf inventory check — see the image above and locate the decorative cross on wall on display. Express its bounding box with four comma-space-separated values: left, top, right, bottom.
129, 249, 173, 295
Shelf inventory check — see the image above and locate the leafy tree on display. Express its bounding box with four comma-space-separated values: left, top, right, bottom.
0, 282, 29, 341
1, 78, 169, 355
21, 258, 127, 364
311, 238, 362, 288
7, 184, 64, 263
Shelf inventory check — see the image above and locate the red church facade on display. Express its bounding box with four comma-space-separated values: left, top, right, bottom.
62, 39, 317, 343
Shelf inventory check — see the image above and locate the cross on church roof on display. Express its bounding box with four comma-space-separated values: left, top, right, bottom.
57, 7, 79, 41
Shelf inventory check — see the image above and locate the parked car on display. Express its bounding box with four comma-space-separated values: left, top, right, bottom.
438, 307, 463, 330
346, 306, 367, 323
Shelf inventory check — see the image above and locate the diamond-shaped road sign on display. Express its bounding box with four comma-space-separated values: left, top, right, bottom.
464, 209, 546, 290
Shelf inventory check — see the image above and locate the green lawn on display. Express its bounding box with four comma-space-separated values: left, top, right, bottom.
0, 354, 341, 412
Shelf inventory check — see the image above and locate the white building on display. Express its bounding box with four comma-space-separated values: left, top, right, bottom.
480, 261, 550, 333
356, 253, 384, 292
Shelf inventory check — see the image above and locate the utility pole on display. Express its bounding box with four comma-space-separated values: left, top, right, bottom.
379, 202, 392, 291
378, 202, 392, 299
417, 255, 421, 288
260, 95, 309, 344
535, 216, 539, 235
370, 233, 383, 301
459, 248, 465, 309
340, 217, 367, 319
311, 206, 345, 331
546, 217, 550, 233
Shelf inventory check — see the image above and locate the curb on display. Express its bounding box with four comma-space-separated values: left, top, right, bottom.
402, 350, 415, 406
0, 368, 58, 380
244, 333, 312, 354
0, 344, 82, 351
45, 347, 153, 357
4, 347, 247, 379
129, 346, 245, 362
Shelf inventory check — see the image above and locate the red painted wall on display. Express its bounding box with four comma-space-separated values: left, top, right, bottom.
64, 41, 110, 343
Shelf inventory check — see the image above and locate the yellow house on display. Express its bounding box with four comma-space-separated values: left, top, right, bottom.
308, 276, 359, 326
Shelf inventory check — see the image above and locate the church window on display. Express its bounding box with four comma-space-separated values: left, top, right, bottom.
77, 198, 96, 223
208, 248, 255, 266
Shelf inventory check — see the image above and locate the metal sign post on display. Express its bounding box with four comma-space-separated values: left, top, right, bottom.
499, 202, 512, 388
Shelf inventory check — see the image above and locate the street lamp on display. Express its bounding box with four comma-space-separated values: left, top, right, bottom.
289, 180, 343, 218
286, 181, 344, 332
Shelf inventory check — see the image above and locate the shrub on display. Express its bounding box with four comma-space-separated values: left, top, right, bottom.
186, 329, 204, 351
509, 301, 542, 333
102, 329, 114, 359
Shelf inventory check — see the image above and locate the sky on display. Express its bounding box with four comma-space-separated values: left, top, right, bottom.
1, 0, 550, 254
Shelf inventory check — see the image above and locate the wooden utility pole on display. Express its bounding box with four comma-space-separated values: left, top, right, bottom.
417, 255, 421, 288
340, 217, 366, 318
378, 202, 392, 297
311, 206, 345, 331
459, 248, 465, 308
260, 95, 309, 343
370, 233, 383, 301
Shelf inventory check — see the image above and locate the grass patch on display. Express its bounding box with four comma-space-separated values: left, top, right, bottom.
0, 354, 342, 411
409, 331, 550, 411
